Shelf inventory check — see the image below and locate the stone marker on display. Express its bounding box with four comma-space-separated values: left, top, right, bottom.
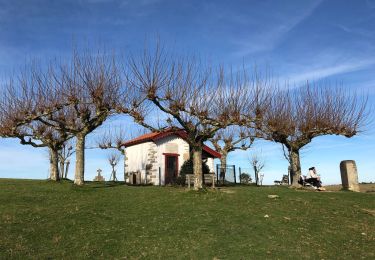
93, 169, 105, 182
340, 160, 360, 192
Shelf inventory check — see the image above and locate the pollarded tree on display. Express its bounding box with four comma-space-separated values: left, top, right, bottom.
0, 65, 72, 180
0, 50, 136, 185
210, 126, 254, 183
126, 48, 267, 189
0, 60, 75, 129
260, 83, 368, 187
36, 51, 126, 185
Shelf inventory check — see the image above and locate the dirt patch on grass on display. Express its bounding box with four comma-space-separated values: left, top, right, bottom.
361, 208, 375, 216
219, 189, 236, 194
325, 183, 375, 193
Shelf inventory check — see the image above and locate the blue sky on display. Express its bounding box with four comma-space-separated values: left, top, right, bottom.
0, 0, 374, 184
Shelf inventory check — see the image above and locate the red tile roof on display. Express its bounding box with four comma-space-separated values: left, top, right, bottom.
123, 128, 221, 158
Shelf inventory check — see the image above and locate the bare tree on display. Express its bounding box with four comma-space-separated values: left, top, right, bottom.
0, 66, 72, 181
107, 152, 120, 181
0, 67, 69, 131
210, 126, 254, 183
251, 152, 265, 186
97, 128, 127, 180
259, 83, 368, 187
126, 47, 267, 189
0, 51, 130, 185
34, 51, 127, 185
58, 140, 75, 179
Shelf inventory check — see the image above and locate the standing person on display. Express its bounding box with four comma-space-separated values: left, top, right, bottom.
307, 167, 323, 189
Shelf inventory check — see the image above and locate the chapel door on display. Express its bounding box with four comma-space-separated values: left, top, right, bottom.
165, 155, 178, 185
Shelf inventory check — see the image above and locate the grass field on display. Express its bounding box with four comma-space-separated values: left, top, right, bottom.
0, 179, 374, 259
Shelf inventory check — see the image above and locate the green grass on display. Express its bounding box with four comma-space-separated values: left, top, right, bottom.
0, 179, 374, 259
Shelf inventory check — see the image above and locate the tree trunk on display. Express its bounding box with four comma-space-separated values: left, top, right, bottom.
289, 149, 302, 187
59, 160, 65, 180
49, 148, 60, 181
111, 166, 117, 181
123, 151, 126, 183
192, 146, 203, 190
220, 152, 227, 184
253, 165, 259, 186
74, 134, 85, 185
65, 161, 70, 179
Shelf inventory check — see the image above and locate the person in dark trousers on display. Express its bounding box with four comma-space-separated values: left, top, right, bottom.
306, 167, 322, 188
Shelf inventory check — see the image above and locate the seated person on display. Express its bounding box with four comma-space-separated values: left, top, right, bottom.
298, 175, 306, 185
306, 167, 322, 188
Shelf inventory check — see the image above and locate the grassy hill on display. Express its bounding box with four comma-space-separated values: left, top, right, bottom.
0, 179, 374, 259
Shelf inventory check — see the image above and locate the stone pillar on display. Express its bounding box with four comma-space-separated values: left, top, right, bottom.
340, 160, 360, 192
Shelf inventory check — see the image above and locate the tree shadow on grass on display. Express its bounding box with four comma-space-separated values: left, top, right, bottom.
88, 181, 127, 189
68, 181, 127, 191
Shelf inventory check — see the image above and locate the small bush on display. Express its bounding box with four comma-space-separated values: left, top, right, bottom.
178, 159, 210, 185
175, 176, 186, 186
240, 173, 252, 184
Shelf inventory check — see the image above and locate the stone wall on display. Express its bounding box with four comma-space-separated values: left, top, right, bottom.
146, 142, 158, 184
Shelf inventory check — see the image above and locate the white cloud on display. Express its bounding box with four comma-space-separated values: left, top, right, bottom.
284, 58, 375, 84
336, 24, 374, 39
233, 0, 324, 56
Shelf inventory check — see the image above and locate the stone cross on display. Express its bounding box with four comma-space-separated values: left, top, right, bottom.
93, 168, 105, 182
340, 160, 360, 192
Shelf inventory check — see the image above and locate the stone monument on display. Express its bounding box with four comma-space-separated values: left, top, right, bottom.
340, 160, 360, 192
93, 169, 105, 182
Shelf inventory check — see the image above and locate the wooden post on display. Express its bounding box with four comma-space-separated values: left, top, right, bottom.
216, 164, 219, 186
187, 175, 191, 189
239, 167, 242, 184
233, 165, 236, 184
159, 167, 161, 186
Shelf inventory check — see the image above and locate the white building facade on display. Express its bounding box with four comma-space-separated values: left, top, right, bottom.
124, 130, 220, 185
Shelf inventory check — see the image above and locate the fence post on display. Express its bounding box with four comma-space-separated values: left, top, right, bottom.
239, 167, 242, 184
159, 167, 161, 186
216, 164, 219, 185
233, 165, 236, 184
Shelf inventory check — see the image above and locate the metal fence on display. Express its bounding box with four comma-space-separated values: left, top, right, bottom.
216, 164, 237, 185
216, 165, 257, 185
238, 167, 254, 184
